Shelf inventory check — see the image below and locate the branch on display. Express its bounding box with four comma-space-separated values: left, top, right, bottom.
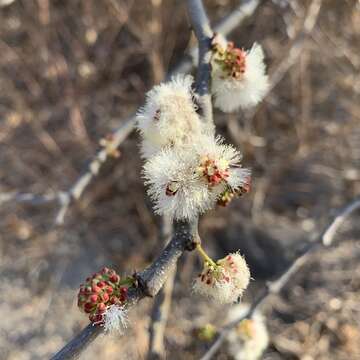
146, 0, 217, 352
147, 266, 177, 360
244, 0, 322, 122
200, 197, 360, 360
51, 219, 199, 360
1, 0, 261, 224
0, 191, 60, 206
187, 0, 213, 126
147, 217, 176, 360
173, 0, 261, 75
52, 1, 215, 358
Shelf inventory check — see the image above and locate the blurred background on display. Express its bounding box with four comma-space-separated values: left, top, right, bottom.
0, 0, 359, 359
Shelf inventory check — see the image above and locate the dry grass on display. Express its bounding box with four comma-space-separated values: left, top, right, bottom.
0, 0, 359, 359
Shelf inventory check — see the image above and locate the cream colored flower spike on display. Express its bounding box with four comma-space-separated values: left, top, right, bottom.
212, 42, 269, 112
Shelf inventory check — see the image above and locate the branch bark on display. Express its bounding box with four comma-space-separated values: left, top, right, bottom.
200, 197, 360, 360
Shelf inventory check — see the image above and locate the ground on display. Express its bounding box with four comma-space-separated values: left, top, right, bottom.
0, 0, 359, 359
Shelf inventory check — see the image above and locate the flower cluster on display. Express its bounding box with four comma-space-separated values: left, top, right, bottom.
136, 74, 206, 159
77, 267, 131, 333
136, 74, 251, 220
226, 304, 269, 360
217, 173, 251, 207
211, 35, 269, 112
143, 136, 250, 220
193, 252, 250, 304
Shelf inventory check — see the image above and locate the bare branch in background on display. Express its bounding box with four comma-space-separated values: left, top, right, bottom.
0, 191, 60, 206
245, 0, 322, 121
200, 197, 360, 360
147, 266, 177, 360
147, 216, 175, 360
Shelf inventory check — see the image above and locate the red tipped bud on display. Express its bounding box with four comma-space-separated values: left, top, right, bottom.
102, 292, 109, 302
101, 267, 110, 274
97, 303, 106, 313
90, 294, 98, 303
98, 281, 106, 288
84, 302, 94, 313
110, 296, 118, 304
79, 287, 86, 295
90, 313, 103, 323
92, 285, 101, 293
110, 274, 120, 283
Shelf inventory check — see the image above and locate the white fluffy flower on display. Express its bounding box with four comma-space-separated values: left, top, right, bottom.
143, 135, 250, 220
103, 305, 128, 335
194, 136, 251, 192
217, 253, 251, 294
136, 74, 205, 158
193, 253, 250, 304
212, 43, 269, 112
226, 304, 269, 360
143, 146, 217, 220
193, 261, 236, 304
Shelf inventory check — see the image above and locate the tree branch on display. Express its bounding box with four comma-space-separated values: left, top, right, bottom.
0, 191, 61, 206
200, 197, 360, 360
147, 266, 177, 360
51, 219, 199, 360
187, 0, 214, 127
147, 217, 175, 360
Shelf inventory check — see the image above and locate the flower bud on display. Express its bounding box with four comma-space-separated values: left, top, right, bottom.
84, 302, 94, 313
110, 274, 120, 283
77, 267, 133, 324
193, 252, 250, 304
97, 303, 106, 313
92, 285, 101, 293
90, 294, 98, 303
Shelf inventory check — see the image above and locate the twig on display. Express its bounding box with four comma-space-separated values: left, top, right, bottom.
244, 0, 322, 122
147, 266, 177, 360
199, 197, 360, 360
0, 191, 61, 206
1, 0, 261, 224
54, 118, 134, 224
172, 0, 261, 75
187, 0, 213, 126
50, 219, 200, 360
147, 216, 175, 360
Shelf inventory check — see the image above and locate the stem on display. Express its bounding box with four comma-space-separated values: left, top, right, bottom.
200, 196, 360, 360
119, 277, 135, 287
196, 243, 217, 267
